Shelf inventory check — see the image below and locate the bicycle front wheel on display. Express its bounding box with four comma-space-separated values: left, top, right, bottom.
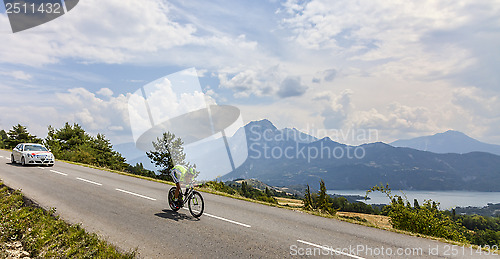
188, 191, 204, 218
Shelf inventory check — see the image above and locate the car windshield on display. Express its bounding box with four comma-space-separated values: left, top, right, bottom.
24, 145, 48, 152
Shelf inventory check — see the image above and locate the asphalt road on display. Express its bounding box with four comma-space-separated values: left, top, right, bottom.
0, 150, 498, 258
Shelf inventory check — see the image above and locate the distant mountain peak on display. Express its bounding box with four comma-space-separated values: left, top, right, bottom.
440, 130, 467, 136
245, 119, 277, 130
391, 130, 500, 156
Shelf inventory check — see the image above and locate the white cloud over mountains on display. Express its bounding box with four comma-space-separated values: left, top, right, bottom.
0, 0, 257, 67
0, 84, 132, 143
0, 0, 499, 146
281, 0, 499, 82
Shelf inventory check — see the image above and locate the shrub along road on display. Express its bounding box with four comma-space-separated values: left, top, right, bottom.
0, 150, 497, 258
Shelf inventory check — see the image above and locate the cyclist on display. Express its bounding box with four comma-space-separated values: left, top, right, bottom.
170, 164, 196, 208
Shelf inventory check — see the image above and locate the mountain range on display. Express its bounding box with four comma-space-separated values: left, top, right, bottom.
390, 130, 500, 156
114, 119, 500, 191
221, 120, 500, 191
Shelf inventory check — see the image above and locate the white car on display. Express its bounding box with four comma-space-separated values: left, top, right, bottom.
11, 143, 55, 167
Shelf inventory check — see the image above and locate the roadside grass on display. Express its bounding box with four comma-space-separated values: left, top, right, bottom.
275, 197, 303, 207
0, 183, 136, 258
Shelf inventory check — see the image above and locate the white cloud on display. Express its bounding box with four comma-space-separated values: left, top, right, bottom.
55, 88, 131, 132
218, 66, 280, 98
323, 69, 337, 82
450, 87, 500, 142
452, 87, 499, 117
277, 76, 308, 98
1, 0, 499, 147
0, 83, 132, 141
218, 65, 313, 99
314, 90, 353, 129
97, 88, 114, 97
0, 0, 258, 67
280, 0, 498, 81
1, 70, 33, 81
346, 103, 438, 142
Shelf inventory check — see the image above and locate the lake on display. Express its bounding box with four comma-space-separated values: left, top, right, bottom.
327, 190, 500, 210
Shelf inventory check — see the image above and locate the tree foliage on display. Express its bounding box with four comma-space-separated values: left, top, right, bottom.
44, 123, 127, 170
0, 129, 8, 149
126, 163, 157, 179
317, 180, 334, 214
302, 180, 336, 215
146, 132, 190, 180
303, 185, 313, 210
4, 124, 41, 149
367, 184, 467, 243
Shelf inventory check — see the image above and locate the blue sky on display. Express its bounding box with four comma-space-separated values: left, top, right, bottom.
1, 0, 500, 149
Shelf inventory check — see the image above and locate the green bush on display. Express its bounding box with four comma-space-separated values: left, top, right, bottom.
367, 184, 467, 243
201, 181, 236, 195
388, 199, 467, 242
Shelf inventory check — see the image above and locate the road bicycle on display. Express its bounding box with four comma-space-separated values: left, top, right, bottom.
168, 183, 204, 218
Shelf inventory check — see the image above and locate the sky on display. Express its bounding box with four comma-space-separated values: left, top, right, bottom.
1, 0, 500, 150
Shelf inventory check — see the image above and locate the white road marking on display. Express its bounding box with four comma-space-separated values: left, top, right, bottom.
76, 177, 102, 186
203, 212, 251, 228
38, 167, 45, 170
297, 240, 365, 259
115, 188, 156, 201
50, 170, 68, 176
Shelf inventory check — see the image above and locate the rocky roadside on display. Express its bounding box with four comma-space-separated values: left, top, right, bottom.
1, 241, 31, 259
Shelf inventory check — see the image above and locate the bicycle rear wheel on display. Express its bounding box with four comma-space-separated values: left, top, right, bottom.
188, 191, 204, 218
168, 187, 180, 212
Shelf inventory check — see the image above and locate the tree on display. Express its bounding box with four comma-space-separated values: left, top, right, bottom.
317, 179, 334, 214
332, 196, 348, 211
265, 187, 272, 197
146, 132, 190, 179
240, 181, 249, 197
303, 184, 313, 210
89, 133, 127, 170
127, 163, 157, 178
0, 129, 7, 149
45, 123, 88, 154
5, 124, 41, 148
44, 123, 127, 170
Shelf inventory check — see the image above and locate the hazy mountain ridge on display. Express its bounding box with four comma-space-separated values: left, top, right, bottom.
391, 130, 500, 156
222, 120, 500, 191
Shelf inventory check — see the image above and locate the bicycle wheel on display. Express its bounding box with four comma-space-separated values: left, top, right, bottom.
168, 187, 180, 212
188, 191, 204, 218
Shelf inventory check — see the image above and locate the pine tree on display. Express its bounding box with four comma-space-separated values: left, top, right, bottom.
44, 123, 127, 170
318, 179, 333, 214
241, 181, 248, 197
146, 131, 190, 180
265, 187, 272, 197
0, 130, 7, 148
6, 124, 41, 148
303, 184, 313, 210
